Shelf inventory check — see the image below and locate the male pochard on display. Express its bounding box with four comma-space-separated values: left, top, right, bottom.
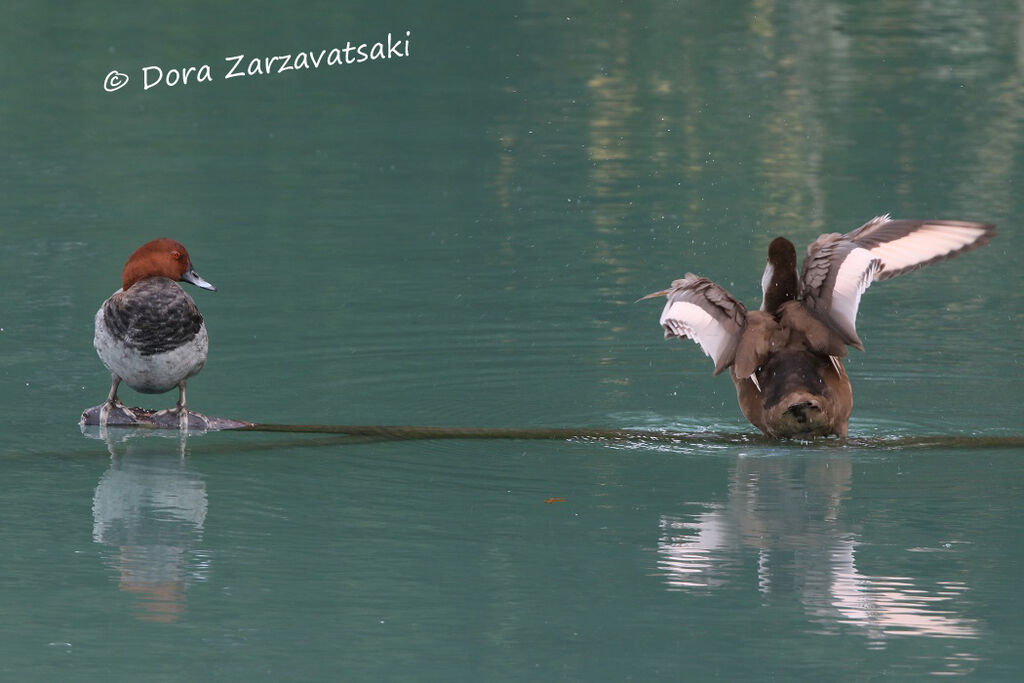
643, 216, 996, 439
94, 238, 216, 420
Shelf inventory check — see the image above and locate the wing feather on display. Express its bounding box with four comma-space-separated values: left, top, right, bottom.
801, 216, 995, 349
650, 275, 747, 375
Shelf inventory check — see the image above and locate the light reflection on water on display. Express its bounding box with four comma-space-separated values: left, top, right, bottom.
87, 428, 209, 623
654, 453, 982, 674
64, 411, 1016, 680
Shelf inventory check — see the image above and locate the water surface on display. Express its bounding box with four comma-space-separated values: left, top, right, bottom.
1, 1, 1021, 680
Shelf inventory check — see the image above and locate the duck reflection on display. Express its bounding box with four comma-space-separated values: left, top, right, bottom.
656, 455, 979, 647
85, 427, 209, 623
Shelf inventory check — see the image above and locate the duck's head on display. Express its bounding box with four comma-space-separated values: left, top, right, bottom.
121, 238, 217, 292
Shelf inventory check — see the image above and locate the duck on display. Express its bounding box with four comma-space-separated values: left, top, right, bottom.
642, 216, 996, 439
94, 238, 216, 422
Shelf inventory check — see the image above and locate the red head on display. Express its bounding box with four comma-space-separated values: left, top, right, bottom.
121, 238, 216, 292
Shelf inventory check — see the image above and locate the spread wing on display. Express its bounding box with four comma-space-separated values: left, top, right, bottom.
800, 215, 996, 350
642, 274, 747, 375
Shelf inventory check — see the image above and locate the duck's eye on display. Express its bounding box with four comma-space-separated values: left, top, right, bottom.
171, 250, 182, 260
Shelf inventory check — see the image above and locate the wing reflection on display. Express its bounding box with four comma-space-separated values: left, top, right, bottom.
656, 456, 980, 649
88, 428, 209, 623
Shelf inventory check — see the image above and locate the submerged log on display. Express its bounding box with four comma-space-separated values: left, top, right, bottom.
80, 403, 252, 431
79, 404, 1024, 449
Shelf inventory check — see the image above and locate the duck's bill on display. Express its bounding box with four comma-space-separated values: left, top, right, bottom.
636, 289, 671, 303
181, 268, 217, 291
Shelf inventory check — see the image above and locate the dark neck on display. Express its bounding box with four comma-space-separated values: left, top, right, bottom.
763, 269, 798, 314
762, 237, 799, 314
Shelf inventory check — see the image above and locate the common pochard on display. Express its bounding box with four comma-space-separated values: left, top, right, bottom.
94, 238, 216, 422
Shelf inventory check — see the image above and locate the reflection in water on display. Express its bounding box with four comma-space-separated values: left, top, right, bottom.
85, 428, 209, 623
656, 455, 979, 672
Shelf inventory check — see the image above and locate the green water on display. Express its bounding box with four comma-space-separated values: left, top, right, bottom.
2, 1, 1022, 680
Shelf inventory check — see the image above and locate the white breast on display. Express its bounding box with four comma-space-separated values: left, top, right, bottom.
94, 303, 209, 394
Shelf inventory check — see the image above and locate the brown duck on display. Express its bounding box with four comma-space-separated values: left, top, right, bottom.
642, 216, 996, 439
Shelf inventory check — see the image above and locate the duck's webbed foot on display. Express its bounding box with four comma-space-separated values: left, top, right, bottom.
97, 401, 140, 426
96, 375, 141, 424
153, 381, 188, 416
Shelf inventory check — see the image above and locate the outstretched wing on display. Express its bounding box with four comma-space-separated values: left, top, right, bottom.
642, 274, 747, 375
800, 216, 996, 350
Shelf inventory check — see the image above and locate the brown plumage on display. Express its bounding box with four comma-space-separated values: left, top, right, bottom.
643, 216, 996, 439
